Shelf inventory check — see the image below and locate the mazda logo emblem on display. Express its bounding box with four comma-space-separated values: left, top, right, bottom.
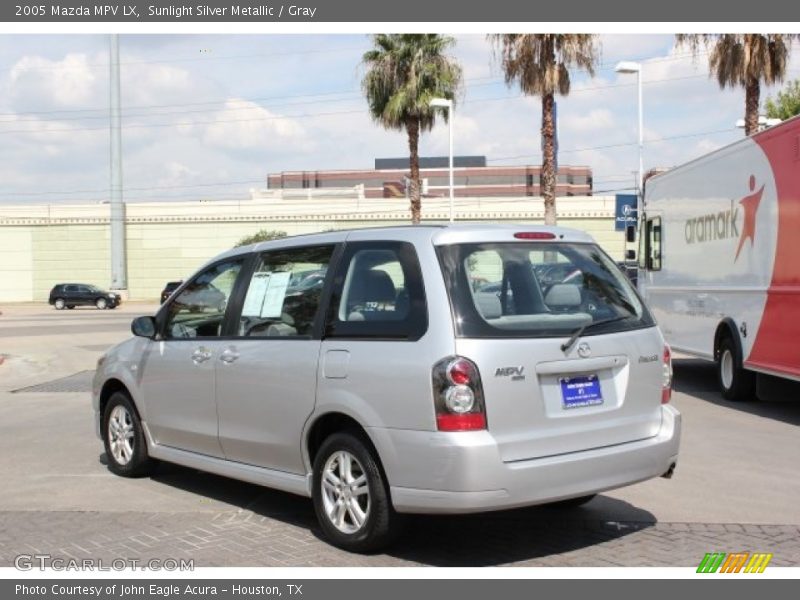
577, 342, 591, 358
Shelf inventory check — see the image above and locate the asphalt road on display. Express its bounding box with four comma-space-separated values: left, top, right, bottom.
1, 303, 798, 567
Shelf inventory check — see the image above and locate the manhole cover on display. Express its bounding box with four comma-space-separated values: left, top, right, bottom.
13, 370, 95, 393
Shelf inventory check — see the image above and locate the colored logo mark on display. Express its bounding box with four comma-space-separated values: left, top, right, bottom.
696, 552, 773, 573
734, 174, 764, 262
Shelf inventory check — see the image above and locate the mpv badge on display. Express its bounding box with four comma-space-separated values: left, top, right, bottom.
577, 342, 591, 358
495, 366, 525, 381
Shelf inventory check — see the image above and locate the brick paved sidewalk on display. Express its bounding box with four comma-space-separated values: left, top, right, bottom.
1, 509, 797, 568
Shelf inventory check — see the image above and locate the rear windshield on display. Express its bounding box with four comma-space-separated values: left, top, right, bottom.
437, 242, 655, 338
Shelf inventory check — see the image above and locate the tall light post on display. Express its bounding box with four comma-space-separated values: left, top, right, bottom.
109, 34, 127, 295
615, 61, 643, 201
429, 98, 454, 222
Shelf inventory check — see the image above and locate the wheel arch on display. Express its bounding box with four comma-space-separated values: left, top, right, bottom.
303, 411, 385, 477
714, 317, 744, 364
99, 378, 143, 426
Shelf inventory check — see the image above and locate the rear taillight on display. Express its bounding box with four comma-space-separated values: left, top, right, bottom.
662, 344, 673, 404
432, 356, 487, 431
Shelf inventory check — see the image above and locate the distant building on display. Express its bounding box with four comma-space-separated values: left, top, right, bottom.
267, 156, 592, 199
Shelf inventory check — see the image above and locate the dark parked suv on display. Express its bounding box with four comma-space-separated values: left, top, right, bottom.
49, 284, 121, 310
160, 281, 183, 304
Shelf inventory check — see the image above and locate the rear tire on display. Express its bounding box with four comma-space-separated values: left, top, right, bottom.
547, 494, 597, 508
102, 391, 153, 477
717, 336, 755, 402
312, 432, 398, 553
95, 297, 108, 310
54, 298, 65, 310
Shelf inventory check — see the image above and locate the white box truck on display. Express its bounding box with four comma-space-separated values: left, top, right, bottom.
637, 115, 800, 400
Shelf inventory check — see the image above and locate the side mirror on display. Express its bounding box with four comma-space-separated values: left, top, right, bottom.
625, 224, 636, 243
626, 249, 636, 261
131, 316, 157, 339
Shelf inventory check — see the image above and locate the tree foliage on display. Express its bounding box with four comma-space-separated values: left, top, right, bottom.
676, 34, 800, 135
491, 35, 599, 225
765, 79, 800, 120
362, 34, 462, 224
234, 229, 287, 247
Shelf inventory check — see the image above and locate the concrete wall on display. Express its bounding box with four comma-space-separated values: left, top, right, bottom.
0, 195, 627, 302
0, 228, 34, 302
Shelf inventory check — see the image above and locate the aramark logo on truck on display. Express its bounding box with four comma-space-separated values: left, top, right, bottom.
683, 175, 764, 262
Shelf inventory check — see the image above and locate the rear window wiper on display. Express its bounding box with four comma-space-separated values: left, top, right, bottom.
560, 314, 633, 354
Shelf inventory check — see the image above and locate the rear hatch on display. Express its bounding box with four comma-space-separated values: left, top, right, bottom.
456, 330, 664, 461
436, 233, 665, 461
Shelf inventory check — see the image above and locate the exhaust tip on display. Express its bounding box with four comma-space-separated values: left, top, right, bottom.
661, 462, 677, 479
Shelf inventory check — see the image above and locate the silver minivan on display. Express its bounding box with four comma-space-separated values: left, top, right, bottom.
93, 224, 681, 552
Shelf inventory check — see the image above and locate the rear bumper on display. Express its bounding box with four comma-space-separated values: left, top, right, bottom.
369, 405, 681, 514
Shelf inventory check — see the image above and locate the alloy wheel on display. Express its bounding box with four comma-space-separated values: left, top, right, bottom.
107, 405, 135, 466
321, 450, 371, 534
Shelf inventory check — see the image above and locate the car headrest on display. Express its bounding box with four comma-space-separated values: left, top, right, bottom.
544, 283, 582, 307
348, 269, 397, 306
474, 292, 502, 319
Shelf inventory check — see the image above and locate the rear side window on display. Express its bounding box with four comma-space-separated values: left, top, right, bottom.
437, 242, 654, 339
325, 242, 427, 340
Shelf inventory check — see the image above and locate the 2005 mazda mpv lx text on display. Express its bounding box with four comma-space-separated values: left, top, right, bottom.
93, 224, 681, 552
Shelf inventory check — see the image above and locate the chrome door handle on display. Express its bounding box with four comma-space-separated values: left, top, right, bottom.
219, 348, 240, 364
191, 347, 213, 364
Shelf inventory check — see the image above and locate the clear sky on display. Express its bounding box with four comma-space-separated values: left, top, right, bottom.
1, 33, 799, 204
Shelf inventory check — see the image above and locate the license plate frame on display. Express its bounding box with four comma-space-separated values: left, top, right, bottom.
559, 374, 603, 409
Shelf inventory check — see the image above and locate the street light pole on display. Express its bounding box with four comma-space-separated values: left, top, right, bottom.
615, 61, 643, 201
637, 67, 643, 200
430, 98, 454, 222
109, 34, 127, 295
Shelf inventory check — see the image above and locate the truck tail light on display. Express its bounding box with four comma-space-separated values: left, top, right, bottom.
432, 357, 487, 431
662, 344, 673, 404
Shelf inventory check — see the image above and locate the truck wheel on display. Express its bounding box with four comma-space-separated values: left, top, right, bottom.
718, 336, 755, 401
54, 298, 65, 310
312, 432, 398, 553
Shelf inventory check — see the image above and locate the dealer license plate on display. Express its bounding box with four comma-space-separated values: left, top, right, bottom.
560, 374, 603, 409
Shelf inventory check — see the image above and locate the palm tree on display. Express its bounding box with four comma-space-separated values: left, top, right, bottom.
362, 34, 462, 224
677, 34, 800, 136
491, 34, 599, 225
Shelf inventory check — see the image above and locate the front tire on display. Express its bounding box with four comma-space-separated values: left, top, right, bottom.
718, 336, 755, 401
312, 432, 397, 553
102, 391, 153, 477
95, 297, 108, 310
54, 298, 65, 310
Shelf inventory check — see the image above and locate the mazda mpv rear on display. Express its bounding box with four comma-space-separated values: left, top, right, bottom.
93, 224, 681, 552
